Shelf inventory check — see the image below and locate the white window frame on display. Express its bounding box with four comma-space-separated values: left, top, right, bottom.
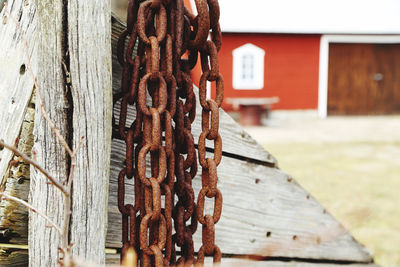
232, 43, 265, 90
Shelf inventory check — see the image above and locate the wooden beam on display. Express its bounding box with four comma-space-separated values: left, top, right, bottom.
106, 253, 377, 267
106, 138, 372, 263
30, 0, 69, 266
0, 0, 36, 185
0, 250, 379, 267
67, 0, 112, 263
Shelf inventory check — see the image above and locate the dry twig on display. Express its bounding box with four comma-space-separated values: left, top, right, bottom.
0, 140, 67, 195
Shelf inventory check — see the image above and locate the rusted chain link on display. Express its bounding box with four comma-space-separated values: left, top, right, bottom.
116, 0, 224, 266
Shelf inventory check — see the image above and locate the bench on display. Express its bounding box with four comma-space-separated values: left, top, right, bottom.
226, 97, 280, 125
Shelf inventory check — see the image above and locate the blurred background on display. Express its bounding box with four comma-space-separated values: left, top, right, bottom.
113, 0, 400, 266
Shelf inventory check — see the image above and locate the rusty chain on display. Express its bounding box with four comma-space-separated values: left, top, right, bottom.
116, 0, 224, 266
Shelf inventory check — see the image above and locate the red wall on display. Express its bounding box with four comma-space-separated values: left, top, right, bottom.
191, 34, 321, 110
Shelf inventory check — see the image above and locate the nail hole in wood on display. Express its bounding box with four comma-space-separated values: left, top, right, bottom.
255, 178, 260, 184
3, 16, 7, 25
287, 177, 292, 182
0, 139, 4, 151
250, 239, 256, 243
20, 64, 26, 75
266, 231, 271, 238
292, 235, 297, 240
306, 195, 310, 199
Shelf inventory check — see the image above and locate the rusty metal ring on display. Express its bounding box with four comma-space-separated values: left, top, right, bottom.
201, 99, 219, 140
189, 0, 210, 49
144, 178, 162, 221
117, 169, 137, 215
138, 73, 168, 116
198, 130, 222, 168
196, 244, 221, 263
202, 158, 218, 198
196, 188, 223, 225
199, 70, 224, 110
140, 213, 167, 255
200, 41, 220, 81
137, 0, 167, 44
202, 215, 215, 254
138, 143, 167, 186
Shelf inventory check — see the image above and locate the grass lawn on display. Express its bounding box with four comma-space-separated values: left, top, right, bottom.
263, 141, 400, 267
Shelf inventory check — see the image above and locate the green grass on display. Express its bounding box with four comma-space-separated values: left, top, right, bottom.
263, 141, 400, 267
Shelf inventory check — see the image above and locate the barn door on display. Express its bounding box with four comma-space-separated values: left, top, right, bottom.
327, 43, 400, 115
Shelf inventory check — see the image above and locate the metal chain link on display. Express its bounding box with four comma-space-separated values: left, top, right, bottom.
116, 0, 224, 266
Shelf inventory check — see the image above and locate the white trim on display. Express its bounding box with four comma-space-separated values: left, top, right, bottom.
318, 35, 400, 118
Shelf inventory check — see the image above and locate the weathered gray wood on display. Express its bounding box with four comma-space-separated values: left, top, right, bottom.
110, 16, 277, 166
0, 251, 379, 267
67, 0, 112, 264
106, 253, 377, 267
106, 139, 372, 263
30, 0, 68, 266
0, 0, 37, 185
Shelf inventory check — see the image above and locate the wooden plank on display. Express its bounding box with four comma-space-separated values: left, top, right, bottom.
67, 0, 112, 263
106, 253, 378, 267
30, 0, 69, 266
106, 139, 372, 263
0, 251, 379, 267
212, 258, 378, 267
0, 0, 37, 185
110, 16, 277, 166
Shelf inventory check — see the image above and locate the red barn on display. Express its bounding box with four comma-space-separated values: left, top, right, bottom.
187, 0, 400, 118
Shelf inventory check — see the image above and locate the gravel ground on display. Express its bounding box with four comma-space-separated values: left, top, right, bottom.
242, 111, 400, 267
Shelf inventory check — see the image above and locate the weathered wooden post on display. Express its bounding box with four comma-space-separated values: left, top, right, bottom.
0, 0, 112, 265
32, 0, 112, 265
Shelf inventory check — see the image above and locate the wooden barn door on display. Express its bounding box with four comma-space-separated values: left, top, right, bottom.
327, 43, 400, 115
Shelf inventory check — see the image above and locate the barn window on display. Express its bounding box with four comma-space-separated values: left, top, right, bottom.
233, 43, 265, 90
241, 54, 254, 80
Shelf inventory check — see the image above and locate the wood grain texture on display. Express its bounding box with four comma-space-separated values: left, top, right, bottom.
0, 251, 379, 267
67, 0, 112, 264
30, 0, 69, 266
106, 254, 377, 267
110, 17, 277, 166
106, 139, 372, 263
0, 0, 37, 185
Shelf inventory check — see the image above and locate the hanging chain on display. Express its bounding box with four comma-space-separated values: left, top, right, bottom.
115, 0, 224, 266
